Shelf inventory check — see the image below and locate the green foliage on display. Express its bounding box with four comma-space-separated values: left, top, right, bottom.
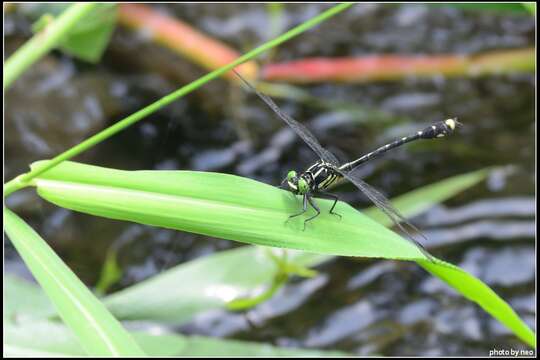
4, 2, 535, 352
102, 246, 328, 324
3, 2, 355, 196
429, 3, 531, 13
26, 161, 535, 347
4, 208, 145, 356
4, 274, 55, 323
364, 168, 493, 224
31, 161, 431, 261
4, 277, 347, 356
4, 3, 100, 89
3, 4, 356, 356
522, 2, 536, 14
94, 247, 123, 295
28, 4, 117, 62
421, 260, 536, 348
56, 4, 117, 63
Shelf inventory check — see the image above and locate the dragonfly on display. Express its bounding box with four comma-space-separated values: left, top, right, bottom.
233, 70, 460, 262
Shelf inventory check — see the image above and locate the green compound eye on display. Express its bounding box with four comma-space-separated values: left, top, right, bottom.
287, 170, 297, 181
297, 178, 309, 194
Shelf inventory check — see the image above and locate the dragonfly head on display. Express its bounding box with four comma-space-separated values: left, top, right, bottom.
285, 170, 309, 195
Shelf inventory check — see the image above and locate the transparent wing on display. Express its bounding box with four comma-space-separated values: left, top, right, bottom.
234, 70, 340, 166
335, 167, 435, 262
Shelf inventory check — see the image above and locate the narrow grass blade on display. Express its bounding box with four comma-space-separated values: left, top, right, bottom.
4, 208, 145, 356
420, 259, 536, 348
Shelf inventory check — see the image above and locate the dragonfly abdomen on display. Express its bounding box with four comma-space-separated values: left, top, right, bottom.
340, 118, 459, 172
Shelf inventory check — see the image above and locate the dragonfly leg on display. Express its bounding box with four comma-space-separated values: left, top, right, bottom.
286, 194, 308, 224
315, 191, 342, 219
303, 195, 321, 230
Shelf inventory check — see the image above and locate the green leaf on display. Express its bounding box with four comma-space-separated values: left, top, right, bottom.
4, 3, 99, 89
420, 260, 535, 348
58, 4, 117, 63
162, 334, 347, 356
28, 3, 117, 63
30, 161, 535, 347
4, 274, 56, 324
31, 14, 55, 34
428, 3, 530, 13
103, 246, 328, 323
4, 208, 145, 356
32, 160, 430, 261
100, 168, 487, 323
94, 246, 123, 295
3, 2, 354, 190
5, 317, 348, 356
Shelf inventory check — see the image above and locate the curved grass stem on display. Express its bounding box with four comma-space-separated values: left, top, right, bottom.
4, 2, 354, 198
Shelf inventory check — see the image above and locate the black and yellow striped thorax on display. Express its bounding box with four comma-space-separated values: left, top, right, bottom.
303, 160, 342, 191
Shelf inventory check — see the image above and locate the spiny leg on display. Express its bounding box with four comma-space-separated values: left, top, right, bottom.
286, 193, 308, 224
315, 190, 342, 219
303, 195, 321, 230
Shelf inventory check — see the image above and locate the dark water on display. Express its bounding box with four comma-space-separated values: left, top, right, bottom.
4, 3, 535, 356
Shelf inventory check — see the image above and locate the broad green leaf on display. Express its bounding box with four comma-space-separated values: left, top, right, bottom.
30, 161, 535, 347
5, 318, 347, 356
98, 168, 489, 319
4, 208, 145, 356
103, 246, 329, 323
28, 3, 117, 63
31, 160, 429, 261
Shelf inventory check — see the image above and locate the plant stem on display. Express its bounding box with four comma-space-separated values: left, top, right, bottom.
117, 3, 259, 81
4, 2, 354, 198
4, 3, 99, 89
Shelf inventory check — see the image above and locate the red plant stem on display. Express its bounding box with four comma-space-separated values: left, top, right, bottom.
261, 48, 534, 83
118, 4, 258, 81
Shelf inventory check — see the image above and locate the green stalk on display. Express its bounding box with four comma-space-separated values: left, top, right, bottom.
4, 2, 354, 198
4, 3, 99, 89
